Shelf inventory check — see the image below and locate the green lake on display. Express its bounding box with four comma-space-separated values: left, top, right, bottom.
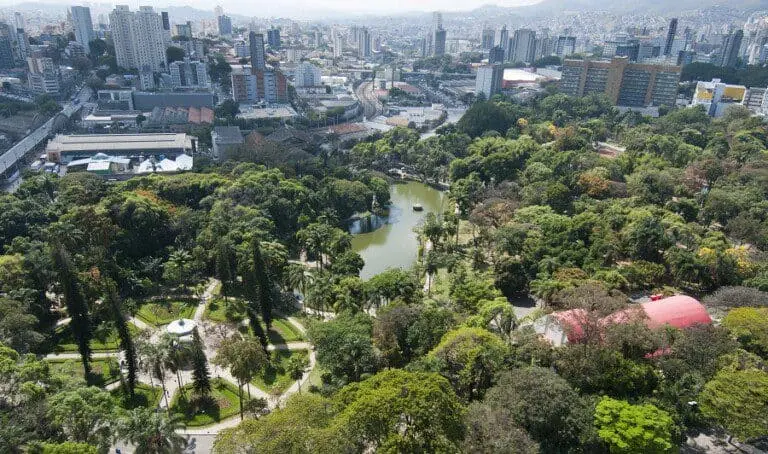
350, 181, 446, 280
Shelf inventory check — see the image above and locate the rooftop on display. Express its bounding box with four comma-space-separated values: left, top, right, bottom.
213, 126, 244, 145
46, 133, 193, 153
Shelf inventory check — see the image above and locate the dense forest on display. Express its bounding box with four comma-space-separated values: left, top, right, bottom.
1, 90, 768, 453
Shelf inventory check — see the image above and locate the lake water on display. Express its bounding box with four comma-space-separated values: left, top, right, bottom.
350, 181, 446, 280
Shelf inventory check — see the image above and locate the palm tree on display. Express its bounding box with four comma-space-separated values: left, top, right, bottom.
286, 355, 309, 394
137, 340, 170, 409
119, 408, 187, 454
159, 334, 185, 397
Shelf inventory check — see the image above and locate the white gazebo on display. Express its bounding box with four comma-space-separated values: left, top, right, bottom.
165, 318, 197, 342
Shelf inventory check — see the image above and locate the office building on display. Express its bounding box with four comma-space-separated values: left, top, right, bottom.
719, 30, 744, 68
481, 28, 495, 50
434, 28, 447, 56
425, 11, 442, 56
71, 6, 94, 54
475, 64, 503, 99
27, 57, 60, 95
489, 46, 505, 64
691, 78, 748, 117
560, 57, 681, 107
217, 15, 232, 36
110, 6, 167, 72
664, 18, 678, 56
0, 24, 17, 68
267, 28, 281, 48
510, 28, 536, 63
358, 27, 371, 58
294, 62, 322, 87
169, 58, 209, 88
555, 36, 576, 58
249, 32, 266, 70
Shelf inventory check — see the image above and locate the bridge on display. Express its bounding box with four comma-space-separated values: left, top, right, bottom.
0, 87, 90, 181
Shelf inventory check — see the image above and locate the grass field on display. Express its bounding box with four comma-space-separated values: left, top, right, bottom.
111, 382, 164, 410
46, 357, 121, 386
169, 378, 242, 426
203, 297, 246, 323
239, 316, 305, 345
136, 299, 197, 326
53, 323, 141, 353
251, 350, 308, 395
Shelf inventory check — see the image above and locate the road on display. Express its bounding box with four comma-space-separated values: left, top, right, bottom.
0, 86, 91, 180
355, 81, 383, 120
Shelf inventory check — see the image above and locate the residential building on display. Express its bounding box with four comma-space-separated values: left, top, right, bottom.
497, 25, 509, 54
664, 18, 678, 56
488, 46, 505, 64
333, 34, 342, 57
0, 25, 15, 69
70, 6, 94, 54
267, 28, 281, 48
560, 57, 681, 107
231, 67, 257, 102
742, 86, 767, 114
434, 28, 447, 57
358, 27, 371, 58
294, 62, 322, 87
110, 6, 167, 72
510, 28, 536, 63
217, 15, 232, 36
234, 41, 249, 57
555, 36, 576, 58
475, 64, 503, 99
719, 30, 744, 68
27, 57, 60, 95
481, 28, 495, 50
249, 32, 266, 70
169, 58, 209, 88
174, 21, 193, 38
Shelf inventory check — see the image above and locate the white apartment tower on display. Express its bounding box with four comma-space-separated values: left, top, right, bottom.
109, 5, 167, 72
70, 6, 94, 54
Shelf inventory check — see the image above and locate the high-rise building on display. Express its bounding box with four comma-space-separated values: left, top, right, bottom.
488, 46, 505, 64
481, 28, 495, 50
560, 57, 681, 107
174, 22, 193, 38
70, 6, 94, 54
267, 28, 281, 49
719, 30, 744, 68
161, 12, 171, 44
555, 36, 576, 58
110, 6, 167, 72
475, 64, 503, 99
425, 11, 443, 56
333, 33, 342, 58
27, 57, 60, 95
249, 32, 266, 70
434, 28, 446, 56
664, 18, 678, 56
510, 29, 536, 63
217, 15, 232, 36
0, 26, 15, 69
358, 27, 371, 58
169, 58, 209, 88
294, 62, 322, 87
498, 26, 509, 53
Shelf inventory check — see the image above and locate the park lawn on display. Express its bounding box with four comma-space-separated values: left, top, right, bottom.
240, 316, 306, 344
203, 297, 246, 323
170, 378, 242, 427
136, 299, 197, 326
111, 383, 163, 410
46, 357, 121, 386
251, 349, 308, 395
53, 323, 141, 353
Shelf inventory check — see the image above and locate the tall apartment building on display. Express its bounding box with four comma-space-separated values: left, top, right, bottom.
110, 6, 167, 72
434, 28, 447, 56
489, 46, 505, 64
70, 6, 94, 54
174, 22, 193, 38
333, 34, 342, 57
169, 58, 208, 88
294, 62, 322, 87
358, 28, 371, 58
719, 30, 744, 68
217, 15, 232, 36
475, 64, 503, 99
161, 12, 171, 46
27, 57, 60, 95
510, 29, 536, 63
497, 26, 509, 54
555, 36, 576, 58
0, 26, 14, 69
249, 32, 266, 70
267, 28, 281, 48
560, 57, 681, 107
481, 28, 495, 50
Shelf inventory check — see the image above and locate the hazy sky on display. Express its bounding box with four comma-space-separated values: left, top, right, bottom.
4, 0, 542, 19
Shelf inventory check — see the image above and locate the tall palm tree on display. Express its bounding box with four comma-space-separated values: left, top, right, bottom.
159, 334, 185, 397
137, 339, 169, 409
119, 408, 187, 454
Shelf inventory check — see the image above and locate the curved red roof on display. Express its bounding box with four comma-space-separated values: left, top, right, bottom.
640, 295, 712, 329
